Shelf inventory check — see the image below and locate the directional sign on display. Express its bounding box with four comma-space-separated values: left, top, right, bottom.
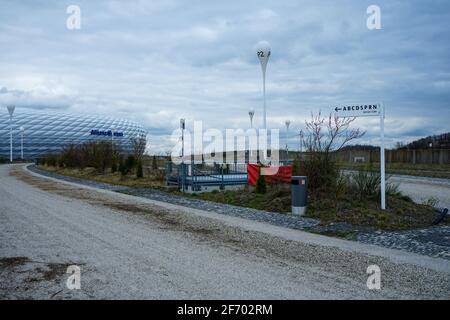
332, 102, 386, 210
333, 104, 380, 117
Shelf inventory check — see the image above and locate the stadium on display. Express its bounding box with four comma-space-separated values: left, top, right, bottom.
0, 109, 147, 160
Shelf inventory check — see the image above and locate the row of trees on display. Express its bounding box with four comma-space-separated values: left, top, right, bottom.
396, 132, 450, 150
40, 136, 147, 178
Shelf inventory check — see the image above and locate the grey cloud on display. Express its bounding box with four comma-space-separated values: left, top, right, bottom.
0, 0, 449, 153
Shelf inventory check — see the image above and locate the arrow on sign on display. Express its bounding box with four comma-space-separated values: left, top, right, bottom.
335, 107, 342, 112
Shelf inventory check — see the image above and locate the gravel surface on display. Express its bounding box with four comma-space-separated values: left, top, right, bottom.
344, 170, 450, 209
392, 175, 450, 209
1, 163, 449, 299
358, 226, 450, 260
27, 165, 450, 260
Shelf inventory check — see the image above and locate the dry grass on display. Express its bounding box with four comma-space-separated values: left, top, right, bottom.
189, 185, 442, 231
40, 165, 165, 189
33, 165, 442, 231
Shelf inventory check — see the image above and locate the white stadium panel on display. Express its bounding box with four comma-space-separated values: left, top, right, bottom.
0, 110, 147, 160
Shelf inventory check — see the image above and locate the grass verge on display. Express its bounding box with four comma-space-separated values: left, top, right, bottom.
38, 165, 165, 189
37, 165, 444, 231
185, 184, 442, 231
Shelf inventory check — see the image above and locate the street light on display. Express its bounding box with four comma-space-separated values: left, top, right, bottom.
248, 109, 255, 162
256, 41, 271, 130
299, 129, 304, 157
180, 118, 186, 193
19, 126, 24, 160
285, 120, 291, 161
111, 125, 116, 150
6, 105, 15, 162
248, 109, 255, 129
180, 119, 185, 163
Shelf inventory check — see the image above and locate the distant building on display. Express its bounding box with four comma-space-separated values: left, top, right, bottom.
0, 110, 146, 160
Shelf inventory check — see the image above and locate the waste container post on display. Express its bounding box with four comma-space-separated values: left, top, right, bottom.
291, 176, 307, 216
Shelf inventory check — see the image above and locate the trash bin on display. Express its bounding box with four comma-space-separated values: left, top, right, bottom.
291, 176, 307, 216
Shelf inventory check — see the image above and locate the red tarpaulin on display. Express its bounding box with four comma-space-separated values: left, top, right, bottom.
247, 164, 292, 186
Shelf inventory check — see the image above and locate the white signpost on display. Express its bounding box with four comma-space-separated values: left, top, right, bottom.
333, 103, 386, 210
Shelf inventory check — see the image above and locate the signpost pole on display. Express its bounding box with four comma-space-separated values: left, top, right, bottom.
380, 103, 386, 210
333, 103, 386, 210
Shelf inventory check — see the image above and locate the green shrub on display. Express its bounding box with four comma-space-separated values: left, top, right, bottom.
350, 168, 399, 200
351, 169, 381, 198
255, 166, 267, 194
386, 181, 400, 196
302, 155, 339, 192
43, 154, 58, 167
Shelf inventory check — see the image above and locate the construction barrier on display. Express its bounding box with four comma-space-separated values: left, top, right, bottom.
247, 164, 292, 186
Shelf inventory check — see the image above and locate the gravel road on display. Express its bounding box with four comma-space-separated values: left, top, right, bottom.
343, 170, 450, 209
389, 175, 450, 209
1, 164, 449, 299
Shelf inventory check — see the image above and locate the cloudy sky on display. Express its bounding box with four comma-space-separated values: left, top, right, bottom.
0, 0, 449, 153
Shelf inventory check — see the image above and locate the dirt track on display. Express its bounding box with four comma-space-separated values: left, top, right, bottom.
1, 164, 449, 299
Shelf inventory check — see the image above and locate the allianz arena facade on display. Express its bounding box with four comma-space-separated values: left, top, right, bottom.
0, 110, 147, 160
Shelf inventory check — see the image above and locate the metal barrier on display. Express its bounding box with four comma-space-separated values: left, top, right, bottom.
166, 162, 248, 192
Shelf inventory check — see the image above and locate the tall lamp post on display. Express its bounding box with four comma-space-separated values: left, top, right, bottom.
299, 129, 304, 159
111, 126, 116, 151
248, 109, 255, 162
180, 119, 185, 163
256, 41, 271, 130
19, 126, 24, 160
248, 109, 255, 129
7, 105, 15, 162
180, 118, 186, 192
285, 120, 291, 161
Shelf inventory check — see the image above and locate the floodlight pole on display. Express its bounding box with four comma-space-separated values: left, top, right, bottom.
256, 41, 271, 163
285, 120, 291, 161
248, 109, 255, 162
263, 72, 266, 130
299, 130, 304, 155
180, 119, 186, 192
180, 119, 185, 163
248, 109, 255, 129
7, 106, 15, 163
380, 103, 386, 210
111, 126, 115, 152
20, 127, 24, 160
10, 116, 12, 162
256, 42, 270, 130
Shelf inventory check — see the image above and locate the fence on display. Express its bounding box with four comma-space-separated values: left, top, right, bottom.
331, 149, 450, 165
166, 162, 248, 192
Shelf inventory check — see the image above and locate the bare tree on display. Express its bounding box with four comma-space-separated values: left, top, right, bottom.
299, 112, 365, 190
131, 135, 147, 161
304, 112, 365, 155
